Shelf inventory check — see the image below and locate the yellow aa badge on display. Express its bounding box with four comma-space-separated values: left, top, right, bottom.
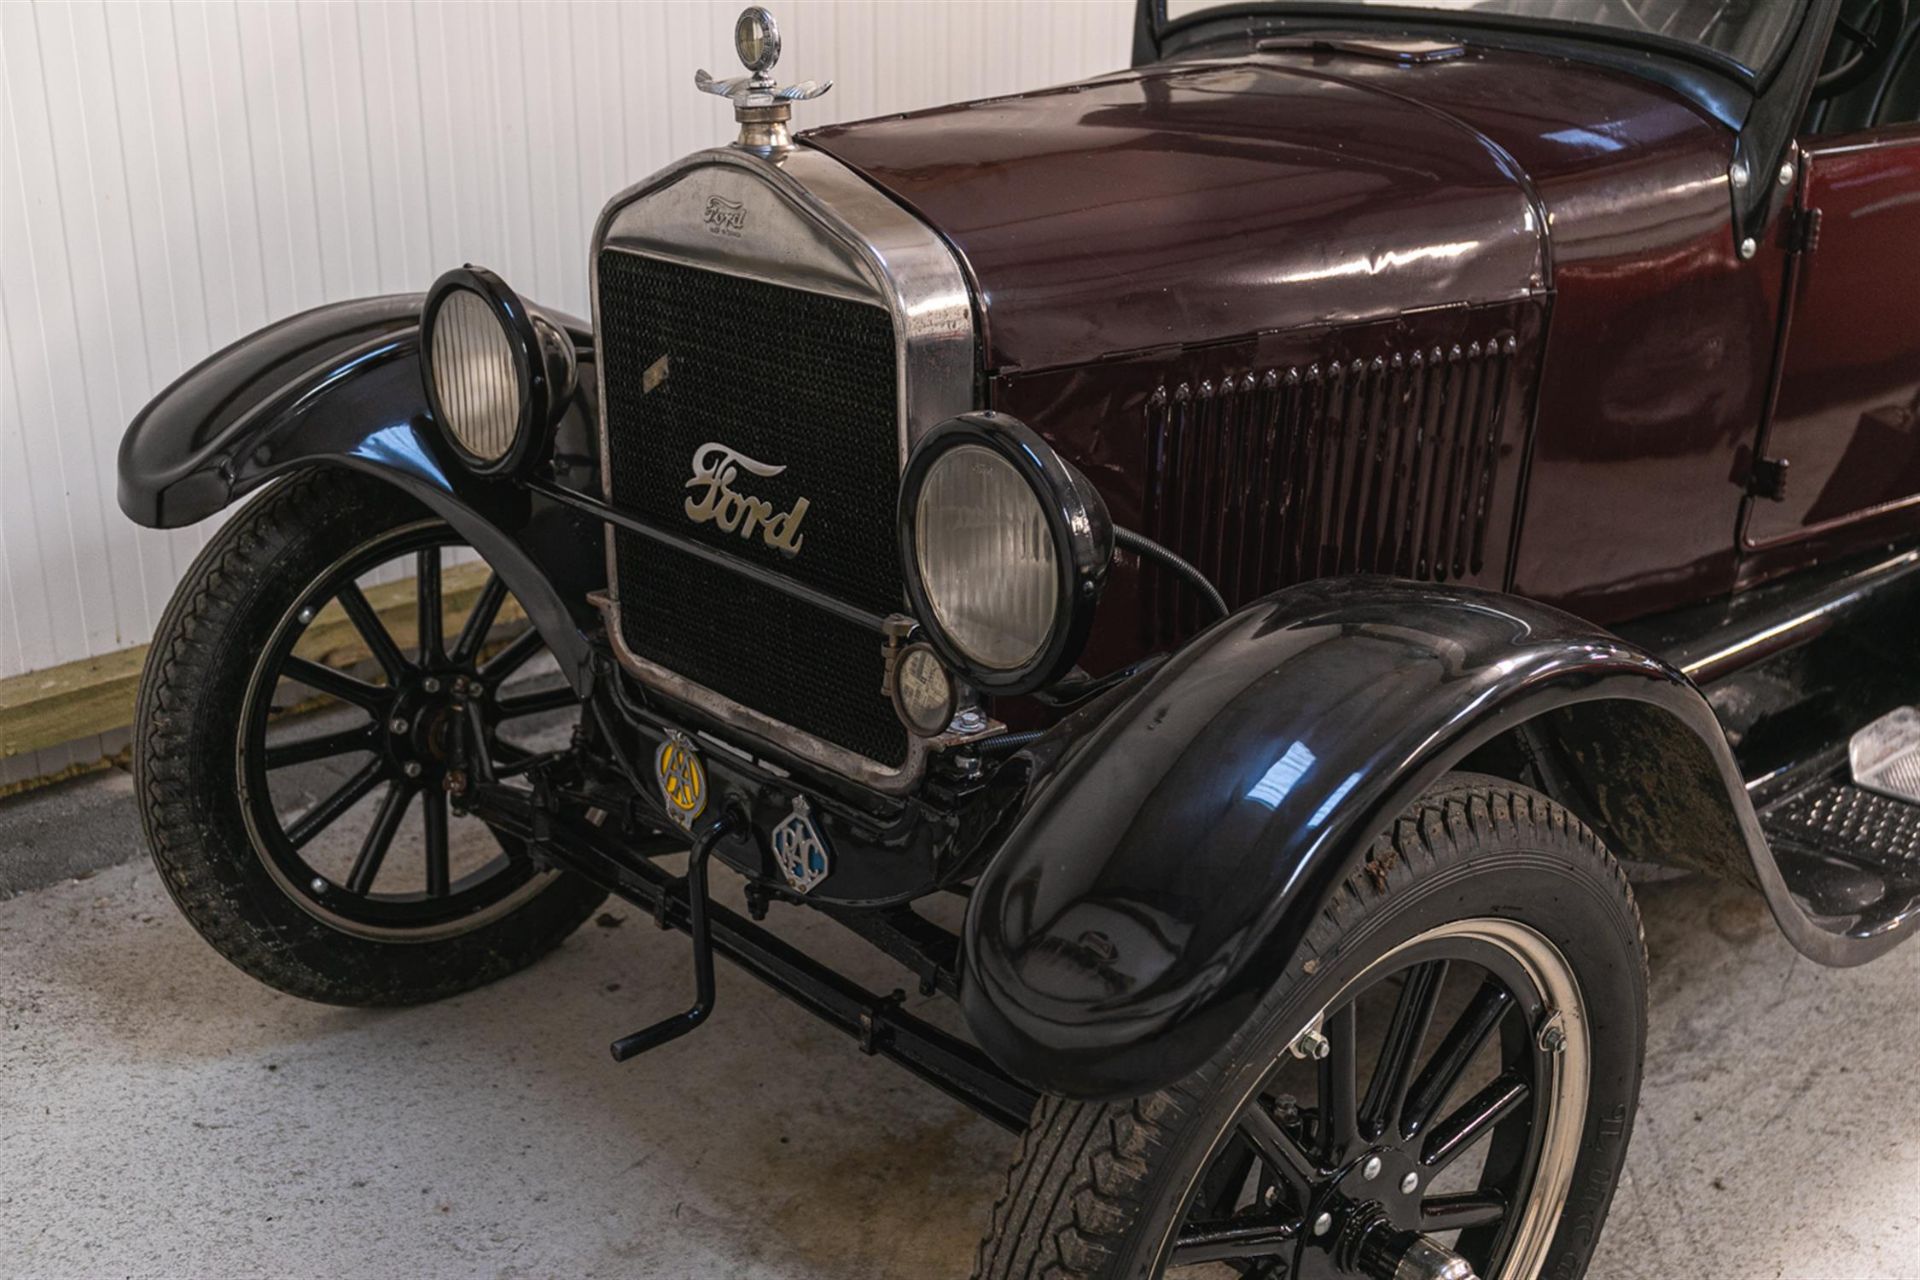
654, 734, 707, 829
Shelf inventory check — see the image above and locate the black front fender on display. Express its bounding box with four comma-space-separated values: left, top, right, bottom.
118, 295, 605, 689
960, 579, 1815, 1100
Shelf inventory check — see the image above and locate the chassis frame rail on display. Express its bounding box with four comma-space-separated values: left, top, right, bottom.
471, 787, 1039, 1133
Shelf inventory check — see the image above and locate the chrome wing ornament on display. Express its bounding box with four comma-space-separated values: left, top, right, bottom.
696, 7, 834, 156
694, 70, 832, 104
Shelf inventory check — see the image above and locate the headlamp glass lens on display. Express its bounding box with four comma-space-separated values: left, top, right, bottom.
429, 289, 520, 464
914, 444, 1058, 671
894, 644, 956, 736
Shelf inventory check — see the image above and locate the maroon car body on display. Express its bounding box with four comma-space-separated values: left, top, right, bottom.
809, 19, 1920, 646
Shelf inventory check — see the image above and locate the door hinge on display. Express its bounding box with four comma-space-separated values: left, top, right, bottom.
1787, 206, 1824, 255
1748, 455, 1791, 502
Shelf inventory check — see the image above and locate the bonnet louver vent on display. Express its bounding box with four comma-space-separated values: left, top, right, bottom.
1142, 338, 1519, 646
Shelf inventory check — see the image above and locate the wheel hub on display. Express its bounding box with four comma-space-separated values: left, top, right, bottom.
1330, 1148, 1422, 1229
387, 669, 488, 777
1288, 1199, 1470, 1280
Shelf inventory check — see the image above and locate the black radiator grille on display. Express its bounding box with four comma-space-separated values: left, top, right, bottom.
1142, 338, 1518, 646
598, 249, 908, 767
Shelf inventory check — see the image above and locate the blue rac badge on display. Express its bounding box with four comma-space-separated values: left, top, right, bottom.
770, 796, 831, 895
654, 733, 707, 830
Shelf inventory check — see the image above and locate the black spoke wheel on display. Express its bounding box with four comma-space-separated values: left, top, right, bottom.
974, 778, 1646, 1280
237, 521, 571, 941
1160, 921, 1585, 1280
134, 469, 608, 1006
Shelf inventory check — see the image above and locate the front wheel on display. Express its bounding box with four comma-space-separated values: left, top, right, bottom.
976, 776, 1647, 1280
134, 468, 606, 1005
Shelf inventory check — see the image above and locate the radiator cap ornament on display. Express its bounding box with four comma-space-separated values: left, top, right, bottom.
695, 7, 833, 157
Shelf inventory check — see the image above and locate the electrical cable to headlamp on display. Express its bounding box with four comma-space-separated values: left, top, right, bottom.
1113, 526, 1229, 621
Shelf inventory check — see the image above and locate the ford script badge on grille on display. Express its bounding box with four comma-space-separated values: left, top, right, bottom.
683, 440, 810, 556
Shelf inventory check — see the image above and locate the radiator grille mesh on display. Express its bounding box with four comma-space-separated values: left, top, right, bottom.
597, 249, 909, 767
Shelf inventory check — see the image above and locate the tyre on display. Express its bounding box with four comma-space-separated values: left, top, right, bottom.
134, 468, 606, 1005
976, 775, 1647, 1280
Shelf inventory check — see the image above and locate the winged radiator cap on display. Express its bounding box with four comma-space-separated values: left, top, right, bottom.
695, 6, 833, 155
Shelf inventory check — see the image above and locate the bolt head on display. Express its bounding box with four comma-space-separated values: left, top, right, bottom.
296, 607, 315, 625
1362, 1155, 1382, 1181
1312, 1211, 1333, 1237
1778, 160, 1796, 187
1400, 1171, 1420, 1195
1541, 1024, 1568, 1054
389, 717, 410, 735
422, 677, 441, 694
309, 877, 327, 895
403, 761, 423, 779
1292, 1028, 1332, 1061
1739, 236, 1759, 260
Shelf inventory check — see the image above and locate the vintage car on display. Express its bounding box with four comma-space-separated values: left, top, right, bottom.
116, 1, 1918, 1276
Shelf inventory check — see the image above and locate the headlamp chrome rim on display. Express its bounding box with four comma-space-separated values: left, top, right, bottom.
419, 265, 551, 477
898, 412, 1113, 697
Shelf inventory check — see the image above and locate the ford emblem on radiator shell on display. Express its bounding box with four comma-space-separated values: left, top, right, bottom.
770, 796, 831, 895
683, 440, 810, 555
703, 195, 746, 237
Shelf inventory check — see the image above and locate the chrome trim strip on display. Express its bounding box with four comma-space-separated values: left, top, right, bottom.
587, 145, 977, 793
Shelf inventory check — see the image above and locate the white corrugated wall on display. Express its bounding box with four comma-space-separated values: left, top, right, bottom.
0, 0, 1133, 692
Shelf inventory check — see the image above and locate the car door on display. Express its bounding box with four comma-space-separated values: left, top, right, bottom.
1745, 22, 1920, 551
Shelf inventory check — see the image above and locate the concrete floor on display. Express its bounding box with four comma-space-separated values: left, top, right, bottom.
2, 774, 1918, 1278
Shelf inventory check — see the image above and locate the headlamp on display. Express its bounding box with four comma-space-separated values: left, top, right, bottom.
892, 642, 959, 738
898, 412, 1113, 696
419, 266, 573, 476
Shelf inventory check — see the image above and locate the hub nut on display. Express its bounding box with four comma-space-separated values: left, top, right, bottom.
389, 716, 410, 735
1290, 1028, 1332, 1061
1537, 1010, 1568, 1054
1362, 1155, 1382, 1181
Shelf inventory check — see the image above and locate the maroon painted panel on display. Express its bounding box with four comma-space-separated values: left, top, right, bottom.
991, 300, 1545, 676
807, 43, 1784, 626
804, 59, 1546, 374
1229, 49, 1779, 623
809, 38, 1920, 633
1745, 127, 1920, 550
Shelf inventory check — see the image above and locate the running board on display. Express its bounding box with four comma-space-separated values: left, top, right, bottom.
1754, 745, 1920, 938
1852, 706, 1920, 805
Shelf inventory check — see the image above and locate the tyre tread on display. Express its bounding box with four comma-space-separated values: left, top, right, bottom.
133, 469, 604, 1007
972, 774, 1643, 1280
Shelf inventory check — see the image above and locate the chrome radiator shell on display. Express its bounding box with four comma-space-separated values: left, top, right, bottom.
588, 146, 976, 791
